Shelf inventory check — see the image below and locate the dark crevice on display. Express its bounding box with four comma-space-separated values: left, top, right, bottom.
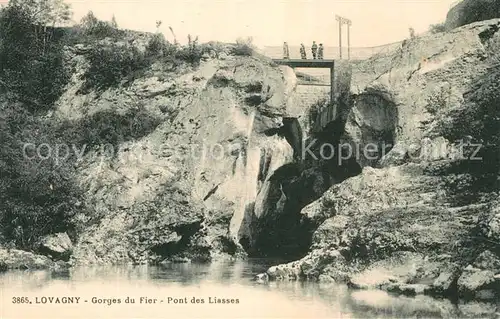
239, 66, 364, 260
278, 117, 304, 163
218, 236, 238, 254
245, 94, 263, 106
243, 114, 362, 259
203, 183, 220, 201
150, 221, 203, 260
479, 23, 500, 44
244, 82, 263, 93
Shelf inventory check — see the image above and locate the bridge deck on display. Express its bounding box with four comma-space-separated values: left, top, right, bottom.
272, 59, 335, 68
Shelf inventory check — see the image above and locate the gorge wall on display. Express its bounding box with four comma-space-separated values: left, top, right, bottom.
259, 18, 500, 306
446, 0, 500, 30
20, 37, 354, 265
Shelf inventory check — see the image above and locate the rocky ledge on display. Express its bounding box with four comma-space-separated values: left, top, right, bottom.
0, 249, 70, 273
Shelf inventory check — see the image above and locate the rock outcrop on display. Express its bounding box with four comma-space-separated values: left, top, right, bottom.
260, 19, 500, 301
446, 0, 500, 30
0, 249, 68, 272
39, 232, 73, 261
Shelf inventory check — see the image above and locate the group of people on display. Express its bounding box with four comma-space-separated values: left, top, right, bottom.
282, 41, 324, 60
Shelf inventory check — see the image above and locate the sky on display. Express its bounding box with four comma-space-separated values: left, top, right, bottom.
4, 0, 461, 47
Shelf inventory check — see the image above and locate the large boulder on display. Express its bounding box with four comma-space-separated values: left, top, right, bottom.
39, 232, 73, 261
0, 249, 57, 271
446, 0, 500, 30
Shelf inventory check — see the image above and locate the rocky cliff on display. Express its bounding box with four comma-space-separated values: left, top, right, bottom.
58, 39, 358, 264
446, 0, 500, 30
52, 44, 309, 264
1, 14, 361, 269
260, 18, 500, 304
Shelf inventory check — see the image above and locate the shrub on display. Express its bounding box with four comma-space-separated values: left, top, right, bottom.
145, 33, 176, 58
0, 4, 69, 109
429, 23, 447, 34
175, 34, 203, 64
79, 11, 120, 40
409, 27, 416, 39
0, 103, 81, 249
0, 101, 164, 249
231, 37, 255, 56
82, 43, 148, 92
425, 85, 451, 115
200, 41, 226, 58
59, 107, 163, 150
308, 97, 329, 133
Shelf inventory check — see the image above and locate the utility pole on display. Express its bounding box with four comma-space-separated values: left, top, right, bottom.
347, 20, 351, 60
335, 15, 352, 60
336, 15, 342, 59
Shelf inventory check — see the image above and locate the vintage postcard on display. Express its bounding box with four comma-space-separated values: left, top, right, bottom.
1, 0, 500, 318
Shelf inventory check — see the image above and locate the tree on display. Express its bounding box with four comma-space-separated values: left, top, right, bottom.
169, 26, 178, 45
0, 2, 69, 107
409, 27, 416, 39
111, 14, 118, 28
429, 23, 447, 34
9, 0, 72, 26
79, 10, 119, 39
80, 10, 99, 30
8, 0, 72, 53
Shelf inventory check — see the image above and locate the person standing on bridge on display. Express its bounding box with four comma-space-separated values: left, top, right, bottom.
318, 43, 324, 59
283, 42, 290, 59
311, 41, 318, 59
300, 43, 307, 59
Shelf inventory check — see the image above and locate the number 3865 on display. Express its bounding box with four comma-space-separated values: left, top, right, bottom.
12, 297, 30, 304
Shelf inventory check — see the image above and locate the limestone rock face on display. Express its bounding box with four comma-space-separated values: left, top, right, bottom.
446, 0, 500, 30
58, 49, 298, 265
263, 19, 500, 301
346, 19, 500, 167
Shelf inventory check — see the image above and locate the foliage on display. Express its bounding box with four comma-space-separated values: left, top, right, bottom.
429, 23, 447, 34
9, 0, 72, 26
83, 30, 216, 92
0, 103, 81, 249
145, 32, 176, 57
79, 10, 121, 40
231, 37, 255, 56
0, 3, 70, 109
0, 99, 163, 249
201, 41, 226, 58
409, 27, 416, 39
425, 85, 451, 115
174, 34, 203, 64
59, 107, 163, 150
110, 15, 118, 28
81, 43, 148, 92
0, 1, 78, 246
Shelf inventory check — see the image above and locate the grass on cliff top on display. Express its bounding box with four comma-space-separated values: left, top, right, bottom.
79, 32, 256, 93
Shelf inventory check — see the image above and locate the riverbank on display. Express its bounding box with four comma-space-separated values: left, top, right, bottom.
2, 262, 499, 318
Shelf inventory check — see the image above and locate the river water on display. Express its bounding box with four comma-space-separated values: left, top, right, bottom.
0, 259, 496, 319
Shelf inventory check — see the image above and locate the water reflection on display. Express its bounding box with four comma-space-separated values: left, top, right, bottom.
0, 259, 498, 319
